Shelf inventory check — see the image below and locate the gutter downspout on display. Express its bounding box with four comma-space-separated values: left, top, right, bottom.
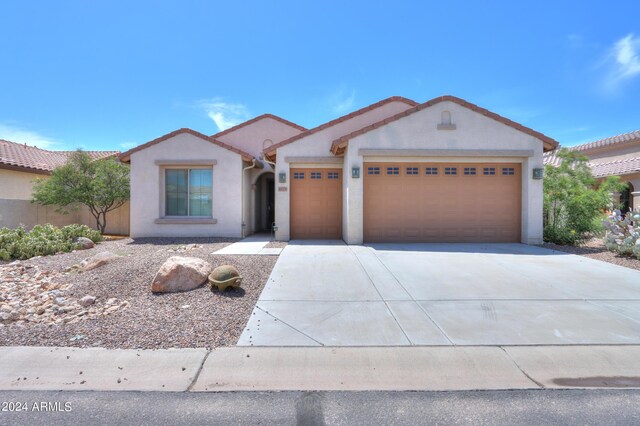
241, 159, 258, 238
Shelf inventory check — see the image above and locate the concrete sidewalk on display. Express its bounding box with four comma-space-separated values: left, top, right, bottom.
213, 234, 281, 255
2, 345, 640, 392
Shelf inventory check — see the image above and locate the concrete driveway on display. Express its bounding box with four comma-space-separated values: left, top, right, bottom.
238, 241, 640, 346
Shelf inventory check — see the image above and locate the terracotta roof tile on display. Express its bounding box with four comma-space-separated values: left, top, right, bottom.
0, 139, 119, 174
589, 157, 640, 178
331, 95, 559, 155
263, 96, 418, 160
210, 113, 306, 138
543, 130, 640, 177
119, 128, 255, 163
570, 130, 640, 153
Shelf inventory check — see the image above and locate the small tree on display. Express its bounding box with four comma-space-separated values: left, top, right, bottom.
32, 150, 130, 234
543, 148, 626, 245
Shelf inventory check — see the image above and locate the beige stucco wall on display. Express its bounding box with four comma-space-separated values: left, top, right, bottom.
0, 168, 129, 234
342, 101, 544, 245
128, 132, 243, 238
216, 117, 304, 159
273, 100, 415, 241
0, 169, 44, 200
273, 100, 545, 244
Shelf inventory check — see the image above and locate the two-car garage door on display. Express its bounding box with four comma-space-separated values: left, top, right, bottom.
364, 162, 521, 243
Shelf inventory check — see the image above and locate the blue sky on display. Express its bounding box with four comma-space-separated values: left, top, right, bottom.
0, 1, 639, 152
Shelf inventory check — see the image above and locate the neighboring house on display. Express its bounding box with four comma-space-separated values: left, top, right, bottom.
544, 130, 640, 213
121, 95, 558, 244
0, 139, 130, 234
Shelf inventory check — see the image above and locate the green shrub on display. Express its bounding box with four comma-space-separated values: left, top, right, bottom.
60, 224, 103, 243
543, 149, 627, 246
0, 223, 102, 261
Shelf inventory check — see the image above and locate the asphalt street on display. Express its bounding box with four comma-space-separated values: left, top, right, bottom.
1, 389, 640, 425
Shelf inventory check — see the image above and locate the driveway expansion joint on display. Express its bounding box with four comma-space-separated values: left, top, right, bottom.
349, 246, 412, 345
255, 305, 324, 346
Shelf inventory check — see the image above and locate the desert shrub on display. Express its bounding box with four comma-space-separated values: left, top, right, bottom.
543, 149, 627, 245
0, 223, 101, 261
60, 223, 103, 243
603, 209, 640, 259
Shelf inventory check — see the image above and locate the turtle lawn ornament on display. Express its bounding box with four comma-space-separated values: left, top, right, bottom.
209, 265, 243, 291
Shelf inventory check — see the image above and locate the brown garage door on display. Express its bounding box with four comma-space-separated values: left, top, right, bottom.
290, 168, 342, 239
364, 162, 521, 243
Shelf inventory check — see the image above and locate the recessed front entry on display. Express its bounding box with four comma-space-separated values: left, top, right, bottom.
290, 168, 342, 239
364, 162, 522, 243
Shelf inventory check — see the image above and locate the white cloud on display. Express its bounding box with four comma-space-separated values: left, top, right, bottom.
605, 33, 640, 88
0, 123, 60, 149
197, 98, 250, 131
330, 88, 356, 114
119, 142, 137, 149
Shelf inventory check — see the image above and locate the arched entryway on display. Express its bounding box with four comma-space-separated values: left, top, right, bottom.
254, 172, 275, 232
621, 182, 634, 213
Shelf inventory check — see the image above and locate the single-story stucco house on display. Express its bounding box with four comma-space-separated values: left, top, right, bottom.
544, 130, 640, 213
120, 95, 558, 244
0, 139, 130, 234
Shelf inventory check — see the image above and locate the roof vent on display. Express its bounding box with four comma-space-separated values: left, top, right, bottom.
437, 111, 456, 130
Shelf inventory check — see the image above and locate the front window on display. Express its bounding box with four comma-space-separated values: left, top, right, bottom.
165, 168, 212, 216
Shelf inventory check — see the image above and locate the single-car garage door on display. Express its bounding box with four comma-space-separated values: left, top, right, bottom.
290, 168, 342, 239
364, 162, 521, 243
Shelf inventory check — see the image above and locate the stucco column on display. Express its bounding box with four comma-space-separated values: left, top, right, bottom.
274, 158, 290, 241
523, 153, 544, 245
343, 147, 364, 245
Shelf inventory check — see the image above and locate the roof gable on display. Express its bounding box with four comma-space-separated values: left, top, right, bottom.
263, 96, 418, 160
331, 95, 559, 155
211, 114, 306, 139
119, 128, 255, 163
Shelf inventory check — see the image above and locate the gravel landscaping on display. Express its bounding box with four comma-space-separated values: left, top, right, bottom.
543, 238, 640, 272
0, 238, 278, 349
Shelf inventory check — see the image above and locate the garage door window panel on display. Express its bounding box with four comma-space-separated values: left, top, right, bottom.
483, 167, 496, 176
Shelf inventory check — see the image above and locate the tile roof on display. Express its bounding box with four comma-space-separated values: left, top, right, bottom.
543, 130, 640, 177
570, 130, 640, 153
119, 128, 255, 163
589, 157, 640, 178
331, 95, 559, 155
210, 113, 306, 139
263, 96, 418, 161
0, 139, 119, 174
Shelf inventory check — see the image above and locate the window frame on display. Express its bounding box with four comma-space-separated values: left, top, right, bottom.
162, 166, 214, 218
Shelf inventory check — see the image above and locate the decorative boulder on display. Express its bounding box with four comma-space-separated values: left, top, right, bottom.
151, 256, 212, 293
73, 237, 95, 250
209, 265, 243, 291
80, 251, 120, 271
